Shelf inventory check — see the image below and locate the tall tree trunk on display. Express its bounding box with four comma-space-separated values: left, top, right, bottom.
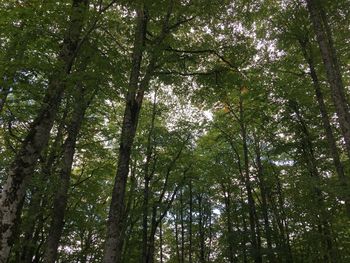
103, 7, 149, 263
188, 180, 193, 263
306, 0, 350, 159
43, 82, 92, 263
0, 1, 88, 261
197, 195, 205, 263
142, 92, 157, 263
290, 101, 337, 263
180, 190, 185, 263
254, 136, 275, 262
239, 94, 262, 263
222, 184, 235, 263
299, 39, 350, 214
103, 1, 176, 261
159, 220, 163, 263
269, 164, 293, 263
240, 191, 248, 263
19, 111, 67, 263
175, 211, 181, 263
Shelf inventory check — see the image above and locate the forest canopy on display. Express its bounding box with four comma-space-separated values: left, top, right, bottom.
0, 0, 349, 262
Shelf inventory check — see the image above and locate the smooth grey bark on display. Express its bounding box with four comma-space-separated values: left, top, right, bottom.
306, 0, 350, 159
43, 81, 93, 263
0, 1, 88, 262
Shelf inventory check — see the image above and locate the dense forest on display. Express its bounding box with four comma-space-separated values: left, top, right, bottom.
0, 0, 349, 262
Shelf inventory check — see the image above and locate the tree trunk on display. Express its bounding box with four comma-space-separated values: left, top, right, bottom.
290, 101, 337, 263
299, 39, 350, 214
222, 184, 235, 263
306, 0, 350, 159
159, 220, 163, 263
254, 136, 276, 262
0, 1, 88, 261
188, 180, 193, 263
19, 112, 67, 263
197, 195, 206, 263
43, 82, 92, 263
142, 92, 157, 263
175, 211, 181, 263
180, 190, 185, 263
239, 94, 262, 263
103, 7, 148, 263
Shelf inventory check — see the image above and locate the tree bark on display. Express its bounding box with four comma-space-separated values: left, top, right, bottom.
188, 180, 193, 263
254, 136, 276, 262
239, 94, 262, 263
290, 101, 337, 263
103, 1, 174, 260
299, 39, 350, 214
306, 0, 350, 159
43, 82, 92, 263
142, 92, 157, 263
19, 110, 67, 263
222, 184, 235, 263
103, 7, 149, 263
0, 1, 88, 261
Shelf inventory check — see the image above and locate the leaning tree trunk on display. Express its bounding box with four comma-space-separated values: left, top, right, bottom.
306, 0, 350, 159
43, 81, 92, 263
0, 1, 88, 261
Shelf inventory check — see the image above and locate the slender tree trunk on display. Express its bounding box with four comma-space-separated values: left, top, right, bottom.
147, 207, 158, 263
306, 0, 350, 159
254, 137, 275, 262
180, 190, 185, 263
19, 112, 67, 263
197, 195, 205, 263
103, 7, 149, 263
175, 211, 181, 263
43, 83, 92, 263
240, 192, 248, 263
159, 220, 163, 263
239, 94, 262, 263
290, 101, 337, 263
299, 39, 350, 214
104, 1, 175, 261
270, 165, 293, 263
188, 180, 193, 263
142, 92, 157, 263
222, 184, 235, 263
0, 1, 88, 261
